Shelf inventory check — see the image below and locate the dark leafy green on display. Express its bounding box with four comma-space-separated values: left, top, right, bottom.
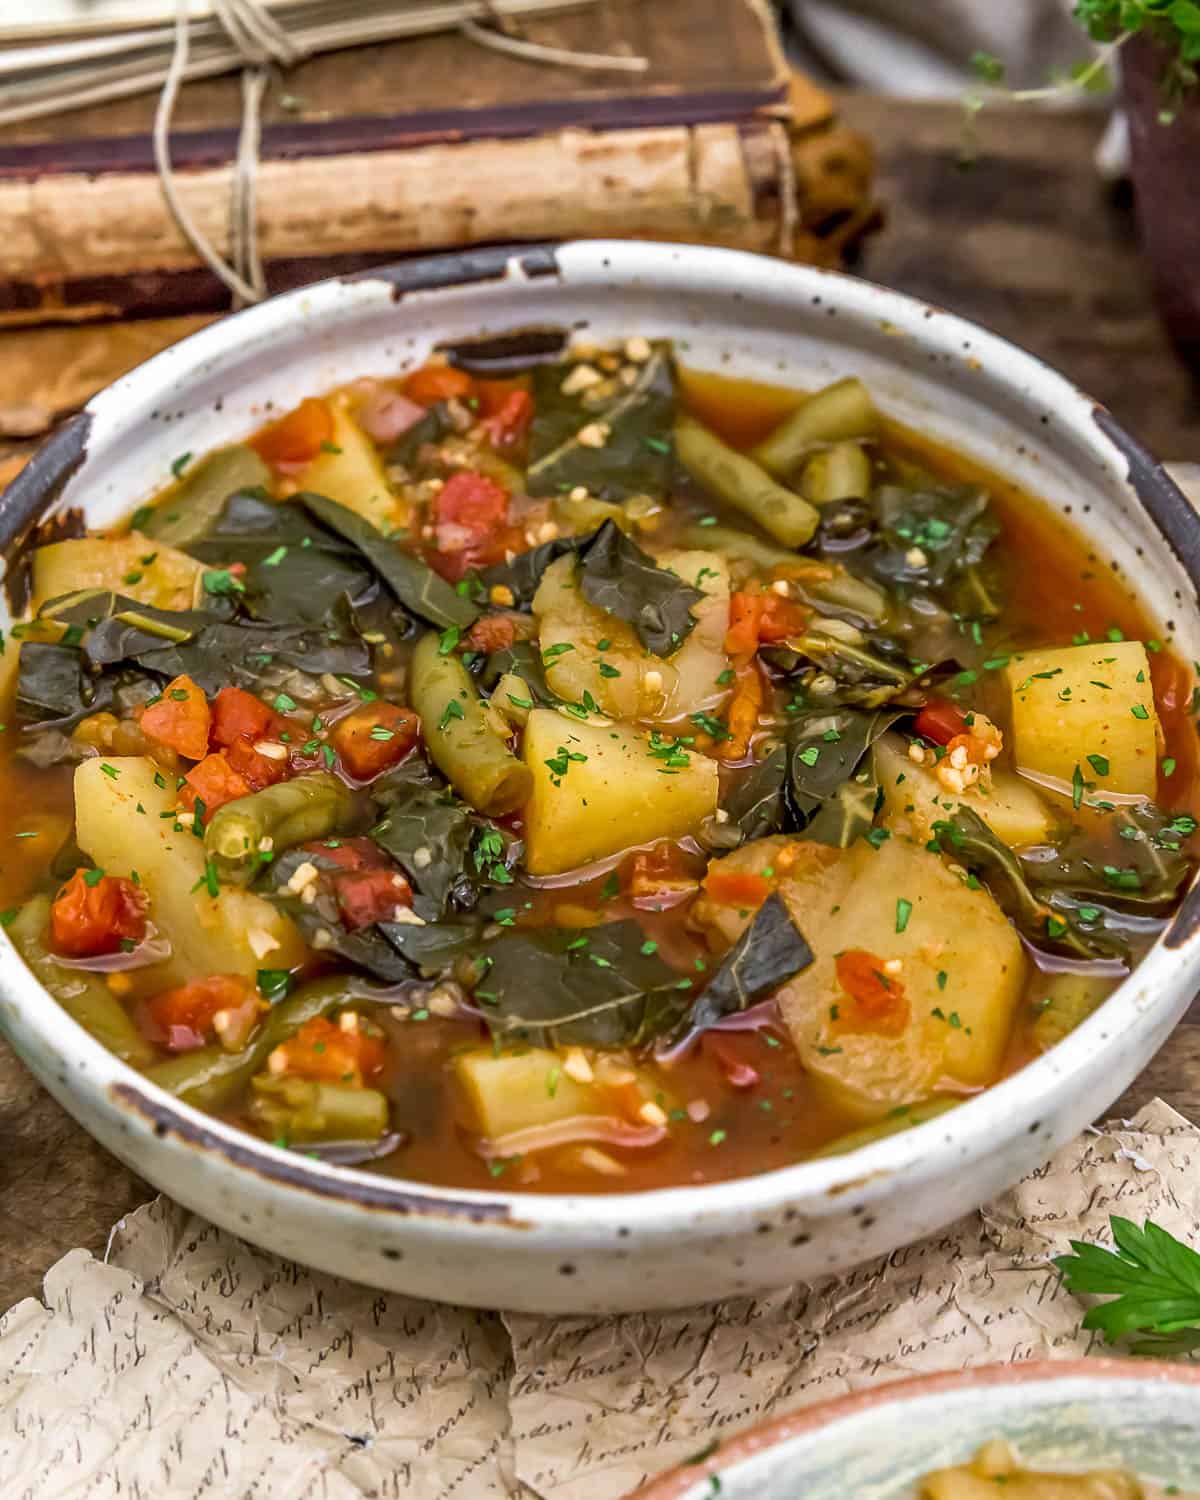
868, 483, 1001, 617
724, 745, 789, 842
1019, 802, 1193, 907
526, 346, 676, 500
15, 642, 115, 730
788, 708, 903, 832
480, 640, 559, 707
384, 402, 453, 468
576, 520, 703, 657
804, 779, 881, 849
933, 808, 1119, 960
473, 920, 696, 1048
296, 492, 479, 631
377, 920, 480, 975
189, 489, 375, 626
684, 893, 813, 1037
478, 532, 584, 609
370, 776, 476, 919
764, 632, 914, 709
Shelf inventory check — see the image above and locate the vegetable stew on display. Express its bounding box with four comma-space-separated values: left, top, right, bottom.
920, 1440, 1197, 1498
1, 339, 1195, 1192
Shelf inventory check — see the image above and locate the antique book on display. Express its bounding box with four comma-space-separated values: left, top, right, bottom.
0, 0, 876, 326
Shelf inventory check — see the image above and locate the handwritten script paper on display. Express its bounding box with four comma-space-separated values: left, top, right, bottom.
0, 1099, 1197, 1498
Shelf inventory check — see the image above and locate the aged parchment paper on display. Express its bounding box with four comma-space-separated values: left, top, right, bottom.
0, 1100, 1196, 1499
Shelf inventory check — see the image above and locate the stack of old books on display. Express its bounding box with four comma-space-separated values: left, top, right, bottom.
0, 0, 876, 476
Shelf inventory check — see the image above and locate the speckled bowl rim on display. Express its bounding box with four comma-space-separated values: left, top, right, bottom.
1, 238, 1198, 1244
631, 1358, 1200, 1498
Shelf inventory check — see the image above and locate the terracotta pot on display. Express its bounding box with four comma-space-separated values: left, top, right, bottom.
1122, 33, 1200, 361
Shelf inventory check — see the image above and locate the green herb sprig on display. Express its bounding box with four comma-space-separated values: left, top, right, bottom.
1055, 1215, 1200, 1354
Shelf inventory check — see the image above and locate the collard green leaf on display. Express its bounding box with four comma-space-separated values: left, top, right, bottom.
142, 446, 271, 548
384, 402, 453, 468
788, 708, 902, 830
526, 346, 676, 501
684, 893, 813, 1036
370, 780, 476, 918
764, 632, 914, 708
377, 920, 480, 974
296, 491, 479, 631
15, 642, 115, 730
868, 482, 1001, 616
478, 532, 584, 609
480, 640, 558, 707
724, 745, 789, 842
804, 779, 881, 849
576, 520, 703, 657
474, 920, 695, 1048
189, 490, 375, 626
1018, 802, 1192, 908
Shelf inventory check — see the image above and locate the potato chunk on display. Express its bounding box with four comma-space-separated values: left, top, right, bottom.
777, 836, 1026, 1121
297, 399, 406, 534
521, 708, 718, 875
1004, 641, 1161, 800
32, 531, 202, 612
455, 1047, 599, 1140
73, 756, 305, 984
874, 732, 1055, 848
532, 550, 731, 725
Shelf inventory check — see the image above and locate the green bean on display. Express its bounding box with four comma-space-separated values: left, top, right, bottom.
674, 416, 819, 548
799, 441, 873, 505
408, 631, 533, 815
678, 523, 793, 571
810, 1098, 959, 1159
492, 671, 533, 729
249, 1076, 389, 1142
751, 378, 877, 478
205, 772, 352, 883
146, 975, 370, 1109
8, 896, 156, 1068
141, 445, 271, 547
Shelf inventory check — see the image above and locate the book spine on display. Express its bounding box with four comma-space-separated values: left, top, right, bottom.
0, 120, 825, 325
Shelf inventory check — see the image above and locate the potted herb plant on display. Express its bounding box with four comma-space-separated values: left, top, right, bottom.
972, 2, 1200, 361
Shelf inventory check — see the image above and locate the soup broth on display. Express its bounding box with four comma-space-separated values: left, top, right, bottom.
2, 340, 1195, 1192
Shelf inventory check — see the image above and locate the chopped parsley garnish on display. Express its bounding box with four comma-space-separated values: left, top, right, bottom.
895, 898, 912, 933
438, 699, 466, 732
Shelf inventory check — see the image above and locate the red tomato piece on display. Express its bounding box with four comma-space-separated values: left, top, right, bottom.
702, 869, 770, 909
250, 397, 334, 470
329, 702, 420, 781
181, 752, 252, 813
225, 734, 290, 792
465, 613, 519, 655
210, 686, 275, 748
271, 1015, 386, 1085
50, 869, 148, 958
913, 698, 969, 746
334, 868, 413, 930
834, 949, 909, 1037
145, 974, 257, 1052
434, 470, 510, 548
140, 674, 211, 761
299, 836, 390, 872
725, 592, 763, 656
480, 388, 534, 450
402, 364, 477, 407
756, 592, 809, 643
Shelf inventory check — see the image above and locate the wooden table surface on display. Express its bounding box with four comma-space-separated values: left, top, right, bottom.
2, 97, 1199, 1311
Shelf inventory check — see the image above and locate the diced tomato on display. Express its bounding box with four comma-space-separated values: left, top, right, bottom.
913, 698, 969, 746
834, 949, 909, 1037
210, 686, 274, 748
757, 592, 809, 643
702, 868, 770, 909
250, 397, 334, 471
628, 843, 702, 908
270, 1015, 386, 1085
725, 590, 808, 655
725, 592, 763, 656
329, 701, 420, 781
145, 974, 258, 1053
50, 869, 148, 958
225, 734, 290, 791
480, 389, 534, 450
701, 1033, 761, 1090
181, 752, 252, 813
719, 663, 764, 762
465, 613, 519, 654
334, 868, 413, 929
435, 470, 510, 546
300, 836, 389, 873
140, 674, 211, 761
402, 363, 477, 408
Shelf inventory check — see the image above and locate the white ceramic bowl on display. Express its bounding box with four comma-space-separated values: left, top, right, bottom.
2, 242, 1198, 1314
634, 1360, 1200, 1498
